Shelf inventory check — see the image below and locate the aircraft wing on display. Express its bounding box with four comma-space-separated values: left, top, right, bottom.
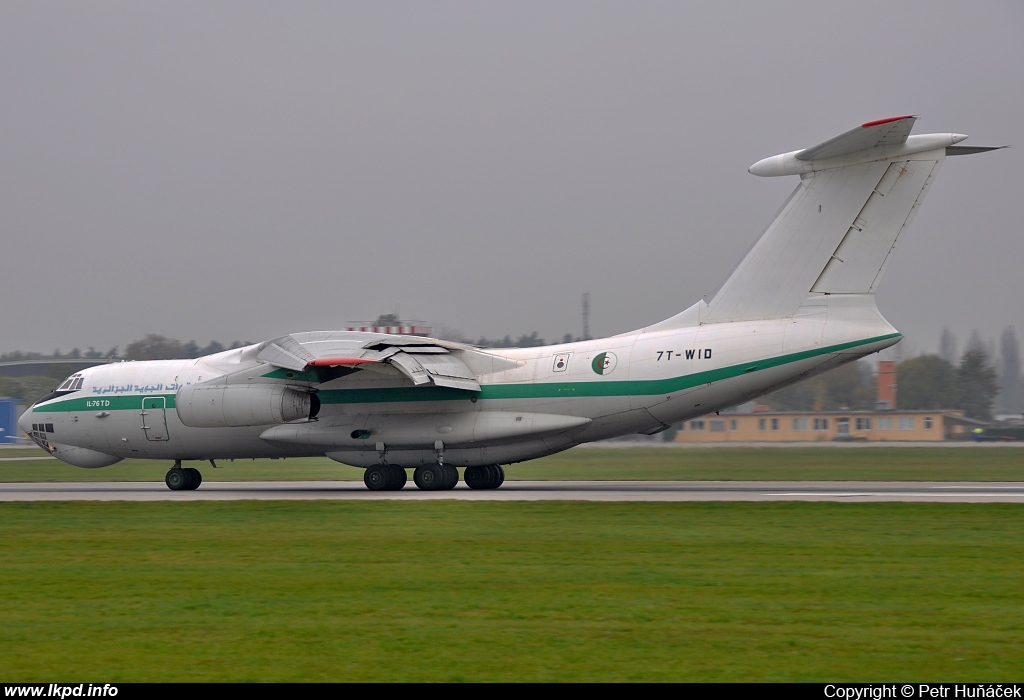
255, 333, 482, 392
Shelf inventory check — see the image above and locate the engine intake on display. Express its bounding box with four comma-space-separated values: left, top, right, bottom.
176, 384, 315, 428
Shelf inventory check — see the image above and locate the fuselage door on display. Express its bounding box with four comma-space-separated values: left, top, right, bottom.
141, 396, 170, 441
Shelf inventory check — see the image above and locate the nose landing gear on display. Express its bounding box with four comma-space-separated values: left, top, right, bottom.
165, 461, 203, 491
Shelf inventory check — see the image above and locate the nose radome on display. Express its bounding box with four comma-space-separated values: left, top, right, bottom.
17, 407, 33, 438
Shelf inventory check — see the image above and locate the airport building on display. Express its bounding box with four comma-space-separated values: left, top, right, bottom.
672, 408, 976, 442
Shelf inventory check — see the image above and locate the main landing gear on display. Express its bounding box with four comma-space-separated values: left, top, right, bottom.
165, 461, 202, 491
361, 464, 506, 491
464, 465, 505, 490
412, 463, 460, 491
363, 464, 408, 491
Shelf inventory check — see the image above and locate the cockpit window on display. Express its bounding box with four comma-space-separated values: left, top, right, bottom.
56, 374, 84, 391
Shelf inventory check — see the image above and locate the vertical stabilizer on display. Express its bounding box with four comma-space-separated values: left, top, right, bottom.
702, 117, 978, 324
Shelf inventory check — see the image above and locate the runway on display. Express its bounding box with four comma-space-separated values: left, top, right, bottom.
1, 480, 1023, 502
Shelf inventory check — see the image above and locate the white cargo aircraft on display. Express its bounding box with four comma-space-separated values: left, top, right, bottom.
20, 116, 1002, 491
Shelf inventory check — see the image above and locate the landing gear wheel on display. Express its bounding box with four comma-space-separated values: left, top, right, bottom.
364, 465, 389, 491
464, 465, 488, 489
414, 464, 446, 491
186, 467, 202, 490
442, 464, 459, 490
166, 468, 187, 491
388, 465, 407, 490
465, 465, 505, 490
364, 465, 408, 491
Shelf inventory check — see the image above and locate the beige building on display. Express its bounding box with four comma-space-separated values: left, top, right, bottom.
673, 409, 975, 442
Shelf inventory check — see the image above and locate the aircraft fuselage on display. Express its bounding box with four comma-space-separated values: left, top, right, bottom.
21, 295, 899, 470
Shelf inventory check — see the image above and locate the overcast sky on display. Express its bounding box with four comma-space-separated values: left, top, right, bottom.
1, 2, 1020, 356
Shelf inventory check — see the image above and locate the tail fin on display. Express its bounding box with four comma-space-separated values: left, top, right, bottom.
702, 116, 1002, 324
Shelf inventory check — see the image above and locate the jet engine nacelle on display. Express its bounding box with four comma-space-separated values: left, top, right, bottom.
175, 384, 317, 428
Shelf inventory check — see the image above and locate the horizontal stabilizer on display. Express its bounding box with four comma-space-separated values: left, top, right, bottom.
797, 116, 916, 161
749, 115, 966, 178
705, 116, 1004, 323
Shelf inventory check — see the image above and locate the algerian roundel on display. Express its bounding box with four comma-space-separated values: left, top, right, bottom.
591, 352, 617, 375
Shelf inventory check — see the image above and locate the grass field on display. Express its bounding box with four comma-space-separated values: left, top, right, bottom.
1, 501, 1022, 682
2, 445, 1023, 482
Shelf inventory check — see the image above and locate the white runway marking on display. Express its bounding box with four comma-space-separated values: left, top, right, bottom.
1, 481, 1023, 502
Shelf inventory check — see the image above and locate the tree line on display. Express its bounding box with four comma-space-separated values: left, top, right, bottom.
763, 333, 1007, 421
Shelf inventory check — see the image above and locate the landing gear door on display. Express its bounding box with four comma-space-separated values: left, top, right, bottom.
141, 396, 170, 441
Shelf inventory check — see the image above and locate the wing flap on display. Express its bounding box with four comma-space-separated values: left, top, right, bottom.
256, 335, 317, 371
259, 332, 482, 392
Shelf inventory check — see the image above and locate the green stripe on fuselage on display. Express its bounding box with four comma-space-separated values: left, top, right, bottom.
31, 333, 900, 412
475, 332, 900, 400
31, 394, 177, 413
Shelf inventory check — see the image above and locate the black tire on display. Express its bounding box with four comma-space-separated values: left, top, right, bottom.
388, 466, 407, 490
187, 467, 202, 490
466, 465, 504, 490
364, 465, 389, 491
442, 464, 459, 490
165, 468, 187, 491
414, 464, 443, 490
464, 465, 486, 489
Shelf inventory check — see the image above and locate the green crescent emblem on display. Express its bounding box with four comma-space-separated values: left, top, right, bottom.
592, 352, 617, 375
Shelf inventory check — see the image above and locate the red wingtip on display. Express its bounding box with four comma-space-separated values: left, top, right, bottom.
307, 357, 378, 366
861, 115, 916, 128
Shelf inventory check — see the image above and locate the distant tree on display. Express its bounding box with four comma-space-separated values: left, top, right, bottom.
199, 341, 224, 355
182, 341, 200, 358
374, 313, 401, 325
939, 327, 958, 365
44, 364, 80, 381
965, 329, 995, 361
897, 355, 958, 409
819, 361, 873, 410
761, 376, 817, 411
69, 347, 81, 359
124, 335, 185, 361
475, 335, 515, 348
956, 349, 999, 421
83, 347, 103, 359
515, 332, 545, 348
998, 327, 1021, 413
0, 377, 63, 407
762, 361, 872, 411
